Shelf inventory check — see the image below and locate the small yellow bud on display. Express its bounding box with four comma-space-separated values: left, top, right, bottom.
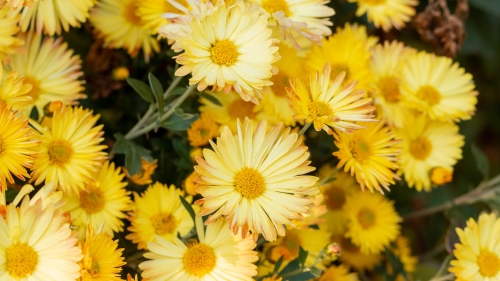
430, 167, 453, 186
190, 147, 203, 162
112, 66, 130, 81
183, 170, 200, 196
43, 101, 63, 117
324, 242, 341, 261
123, 159, 158, 185
267, 246, 292, 263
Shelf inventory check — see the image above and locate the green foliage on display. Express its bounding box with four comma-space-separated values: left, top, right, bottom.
161, 111, 199, 131
113, 133, 154, 175
471, 143, 490, 178
179, 195, 196, 224
126, 78, 155, 103
148, 73, 165, 116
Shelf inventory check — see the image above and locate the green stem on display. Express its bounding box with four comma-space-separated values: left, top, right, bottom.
297, 123, 312, 138
429, 273, 454, 281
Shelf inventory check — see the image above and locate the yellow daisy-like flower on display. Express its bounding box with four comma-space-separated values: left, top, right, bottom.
0, 190, 82, 280
0, 0, 36, 8
319, 264, 359, 281
123, 158, 158, 186
333, 121, 401, 193
140, 216, 258, 281
307, 23, 378, 91
0, 7, 23, 60
248, 0, 335, 47
6, 32, 85, 116
331, 235, 383, 272
136, 0, 186, 33
450, 213, 500, 281
126, 182, 195, 250
370, 41, 416, 128
63, 161, 131, 240
287, 64, 376, 134
187, 113, 220, 147
90, 0, 160, 62
195, 118, 318, 242
199, 90, 265, 133
394, 115, 464, 191
31, 106, 108, 195
0, 71, 32, 111
161, 0, 279, 104
19, 0, 96, 35
401, 51, 478, 122
318, 164, 360, 235
0, 105, 38, 191
79, 224, 125, 281
343, 191, 401, 255
349, 0, 417, 31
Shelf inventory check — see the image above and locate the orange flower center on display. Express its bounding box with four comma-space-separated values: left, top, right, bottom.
409, 137, 432, 160
357, 208, 376, 229
270, 71, 290, 97
48, 140, 74, 166
234, 167, 266, 199
228, 99, 256, 120
378, 76, 401, 103
79, 188, 105, 213
151, 213, 177, 235
183, 243, 217, 277
324, 186, 346, 210
417, 85, 441, 106
123, 0, 142, 25
308, 101, 333, 119
6, 243, 38, 278
478, 250, 500, 277
350, 138, 371, 163
24, 76, 41, 102
262, 0, 291, 16
210, 40, 238, 66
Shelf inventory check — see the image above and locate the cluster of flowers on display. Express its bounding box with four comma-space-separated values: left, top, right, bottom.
0, 0, 496, 280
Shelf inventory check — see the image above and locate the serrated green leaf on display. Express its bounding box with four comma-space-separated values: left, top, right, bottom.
127, 78, 155, 103
273, 256, 284, 274
148, 73, 165, 116
298, 247, 308, 269
200, 92, 222, 106
471, 143, 490, 178
113, 133, 153, 175
179, 195, 196, 224
161, 112, 199, 131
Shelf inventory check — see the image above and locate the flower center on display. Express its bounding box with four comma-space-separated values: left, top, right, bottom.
228, 99, 256, 120
270, 71, 289, 97
478, 250, 500, 277
362, 0, 387, 5
6, 243, 38, 278
24, 76, 41, 102
234, 167, 266, 199
183, 243, 217, 277
210, 40, 238, 66
79, 188, 105, 213
308, 101, 333, 119
378, 76, 401, 103
416, 85, 441, 106
330, 64, 349, 81
262, 0, 291, 16
48, 140, 74, 166
151, 213, 177, 235
0, 138, 4, 155
430, 167, 453, 186
324, 186, 346, 210
268, 246, 292, 262
409, 137, 432, 160
357, 208, 376, 229
89, 259, 100, 277
350, 139, 371, 163
123, 0, 142, 25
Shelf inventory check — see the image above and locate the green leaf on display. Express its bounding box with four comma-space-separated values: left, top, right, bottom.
179, 195, 196, 224
113, 133, 153, 175
127, 78, 154, 103
279, 258, 300, 275
148, 73, 165, 116
286, 272, 315, 281
298, 247, 308, 269
161, 112, 199, 131
200, 92, 222, 106
309, 267, 322, 277
470, 0, 500, 16
471, 143, 490, 178
385, 247, 408, 280
273, 256, 284, 274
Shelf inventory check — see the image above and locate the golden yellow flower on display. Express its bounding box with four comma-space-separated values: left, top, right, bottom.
0, 70, 32, 111
0, 7, 23, 60
319, 264, 359, 281
6, 32, 85, 116
187, 113, 219, 147
349, 0, 417, 31
287, 64, 375, 134
195, 118, 318, 242
183, 170, 200, 196
331, 235, 383, 272
31, 106, 108, 195
136, 0, 186, 33
123, 158, 158, 186
90, 0, 160, 62
19, 0, 96, 35
343, 191, 401, 254
450, 213, 500, 281
0, 105, 38, 191
394, 115, 464, 191
161, 0, 279, 104
401, 51, 478, 122
140, 216, 258, 281
126, 182, 195, 250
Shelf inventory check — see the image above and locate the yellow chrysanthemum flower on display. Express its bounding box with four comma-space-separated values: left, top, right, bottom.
0, 0, 36, 8
187, 113, 220, 147
388, 236, 417, 280
90, 0, 160, 62
394, 115, 464, 191
199, 90, 266, 133
161, 0, 279, 104
0, 189, 82, 280
307, 23, 378, 91
0, 105, 38, 191
79, 224, 125, 281
136, 0, 186, 33
0, 7, 23, 60
343, 191, 401, 255
140, 216, 258, 281
401, 51, 478, 122
450, 213, 500, 281
31, 106, 108, 195
370, 41, 416, 128
195, 118, 318, 242
123, 158, 158, 186
318, 164, 360, 235
287, 64, 375, 134
126, 182, 195, 250
19, 0, 96, 36
349, 0, 417, 31
6, 32, 85, 116
319, 264, 359, 281
63, 161, 131, 240
248, 0, 335, 47
331, 235, 383, 272
333, 121, 401, 193
0, 71, 32, 111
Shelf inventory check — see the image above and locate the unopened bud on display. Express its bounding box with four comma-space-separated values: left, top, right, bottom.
62, 211, 72, 224
430, 167, 453, 186
43, 101, 63, 117
324, 242, 341, 261
113, 66, 130, 81
267, 246, 292, 263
